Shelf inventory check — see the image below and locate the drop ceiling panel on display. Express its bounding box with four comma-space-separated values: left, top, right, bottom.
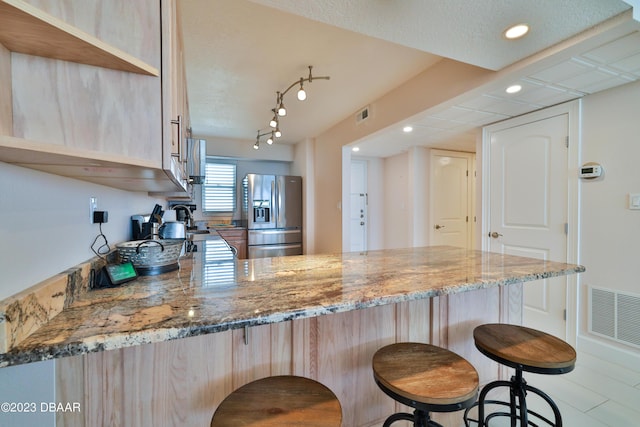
582, 31, 640, 64
581, 74, 635, 92
509, 80, 582, 105
414, 116, 463, 130
611, 53, 640, 74
530, 59, 595, 83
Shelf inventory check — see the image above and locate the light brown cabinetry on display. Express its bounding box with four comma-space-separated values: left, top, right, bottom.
160, 0, 190, 193
0, 0, 189, 194
215, 228, 248, 259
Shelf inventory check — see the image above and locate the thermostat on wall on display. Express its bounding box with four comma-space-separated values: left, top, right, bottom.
579, 163, 602, 179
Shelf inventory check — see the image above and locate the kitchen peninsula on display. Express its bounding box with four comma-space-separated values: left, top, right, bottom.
0, 245, 583, 426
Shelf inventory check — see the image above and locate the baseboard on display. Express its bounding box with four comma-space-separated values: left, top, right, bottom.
578, 334, 640, 373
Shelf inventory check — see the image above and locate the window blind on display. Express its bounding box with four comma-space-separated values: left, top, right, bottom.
202, 162, 236, 212
202, 240, 236, 287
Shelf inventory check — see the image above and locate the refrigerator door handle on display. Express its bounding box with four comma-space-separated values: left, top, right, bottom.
251, 229, 300, 235
271, 179, 276, 224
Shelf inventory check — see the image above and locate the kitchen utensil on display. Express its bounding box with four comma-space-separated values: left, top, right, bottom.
116, 239, 183, 275
159, 221, 186, 239
150, 204, 164, 222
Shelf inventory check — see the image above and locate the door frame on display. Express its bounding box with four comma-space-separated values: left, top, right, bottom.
481, 100, 581, 346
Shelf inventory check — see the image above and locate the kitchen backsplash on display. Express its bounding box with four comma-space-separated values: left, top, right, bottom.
0, 254, 111, 354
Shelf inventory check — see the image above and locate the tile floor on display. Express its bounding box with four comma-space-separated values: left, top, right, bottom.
461, 350, 640, 427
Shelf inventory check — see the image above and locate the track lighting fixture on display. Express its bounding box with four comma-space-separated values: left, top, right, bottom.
255, 129, 278, 150
254, 66, 330, 149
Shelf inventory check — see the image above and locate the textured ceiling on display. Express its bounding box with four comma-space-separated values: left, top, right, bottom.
181, 0, 638, 158
181, 0, 441, 145
250, 0, 630, 70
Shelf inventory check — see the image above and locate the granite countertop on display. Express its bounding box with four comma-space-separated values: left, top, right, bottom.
0, 246, 584, 367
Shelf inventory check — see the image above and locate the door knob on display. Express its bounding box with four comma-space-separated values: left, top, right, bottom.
434, 224, 445, 230
489, 231, 503, 238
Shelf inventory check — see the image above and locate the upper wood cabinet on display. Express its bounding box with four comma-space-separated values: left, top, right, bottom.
0, 0, 190, 194
161, 0, 190, 193
0, 0, 159, 76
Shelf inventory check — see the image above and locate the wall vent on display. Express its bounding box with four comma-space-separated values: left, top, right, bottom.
355, 105, 370, 124
589, 286, 640, 349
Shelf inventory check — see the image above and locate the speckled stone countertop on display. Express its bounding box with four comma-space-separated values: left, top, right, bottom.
0, 246, 584, 367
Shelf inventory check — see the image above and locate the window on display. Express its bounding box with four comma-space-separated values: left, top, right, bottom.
202, 162, 236, 213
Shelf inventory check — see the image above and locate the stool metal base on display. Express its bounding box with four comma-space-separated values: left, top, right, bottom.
463, 368, 563, 427
383, 409, 444, 427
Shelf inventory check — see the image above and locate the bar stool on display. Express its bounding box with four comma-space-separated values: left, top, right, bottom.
372, 342, 479, 427
210, 375, 342, 427
463, 323, 576, 427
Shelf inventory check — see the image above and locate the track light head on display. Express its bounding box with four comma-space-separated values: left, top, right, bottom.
277, 102, 287, 117
269, 109, 278, 128
297, 78, 306, 101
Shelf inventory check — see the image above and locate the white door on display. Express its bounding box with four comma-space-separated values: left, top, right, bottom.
487, 114, 569, 339
350, 160, 367, 252
430, 151, 471, 249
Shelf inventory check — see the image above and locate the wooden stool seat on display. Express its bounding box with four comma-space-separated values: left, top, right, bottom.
373, 343, 479, 426
464, 324, 576, 427
473, 323, 576, 374
210, 375, 342, 427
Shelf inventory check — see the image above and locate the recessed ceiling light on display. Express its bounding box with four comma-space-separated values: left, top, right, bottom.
506, 84, 522, 94
504, 24, 529, 40
403, 126, 413, 133
352, 147, 360, 152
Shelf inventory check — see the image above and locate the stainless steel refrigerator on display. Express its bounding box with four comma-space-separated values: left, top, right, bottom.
243, 174, 303, 258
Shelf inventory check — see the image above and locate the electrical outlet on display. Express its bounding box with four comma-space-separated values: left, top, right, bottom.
90, 197, 98, 223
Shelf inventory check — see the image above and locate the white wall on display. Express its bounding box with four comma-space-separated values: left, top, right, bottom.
204, 135, 294, 162
292, 139, 315, 253
381, 148, 432, 249
407, 146, 430, 247
365, 157, 385, 250
0, 163, 166, 427
578, 80, 640, 361
0, 164, 165, 300
383, 152, 410, 248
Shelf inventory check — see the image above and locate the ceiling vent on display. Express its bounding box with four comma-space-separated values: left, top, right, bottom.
355, 105, 370, 125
